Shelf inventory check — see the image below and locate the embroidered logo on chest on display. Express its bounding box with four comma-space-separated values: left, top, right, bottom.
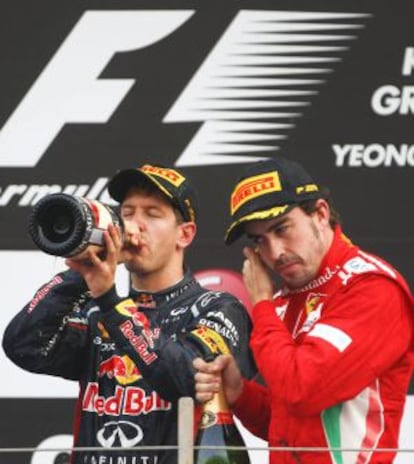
275, 303, 288, 320
293, 293, 326, 338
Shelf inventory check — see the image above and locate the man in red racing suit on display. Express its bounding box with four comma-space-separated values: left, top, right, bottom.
194, 157, 414, 464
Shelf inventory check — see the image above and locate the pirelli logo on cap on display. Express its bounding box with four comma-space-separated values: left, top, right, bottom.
231, 172, 282, 215
141, 164, 185, 187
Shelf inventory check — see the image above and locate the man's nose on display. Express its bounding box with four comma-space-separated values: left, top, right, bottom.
267, 236, 284, 262
124, 219, 141, 243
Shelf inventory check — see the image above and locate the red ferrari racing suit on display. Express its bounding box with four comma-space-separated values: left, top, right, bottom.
234, 226, 414, 464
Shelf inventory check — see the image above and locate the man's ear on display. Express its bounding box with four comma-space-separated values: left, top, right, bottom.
314, 198, 331, 227
177, 222, 197, 249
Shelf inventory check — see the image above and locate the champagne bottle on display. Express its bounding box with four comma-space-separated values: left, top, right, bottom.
194, 384, 251, 464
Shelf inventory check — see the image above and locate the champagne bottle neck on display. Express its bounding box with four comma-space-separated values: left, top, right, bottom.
199, 387, 234, 428
204, 388, 230, 414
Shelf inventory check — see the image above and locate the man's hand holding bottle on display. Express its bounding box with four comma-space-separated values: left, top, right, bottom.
193, 354, 244, 406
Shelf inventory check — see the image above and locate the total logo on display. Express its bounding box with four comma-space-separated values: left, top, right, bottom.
0, 10, 369, 169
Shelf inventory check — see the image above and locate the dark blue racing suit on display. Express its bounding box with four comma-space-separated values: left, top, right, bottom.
3, 268, 256, 464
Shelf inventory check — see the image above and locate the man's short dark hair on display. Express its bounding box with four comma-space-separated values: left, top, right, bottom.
298, 185, 341, 228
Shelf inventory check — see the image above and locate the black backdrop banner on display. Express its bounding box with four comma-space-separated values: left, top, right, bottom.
0, 0, 413, 288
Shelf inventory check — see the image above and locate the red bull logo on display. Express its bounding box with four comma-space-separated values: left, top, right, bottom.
82, 382, 171, 416
136, 293, 156, 308
115, 299, 151, 328
119, 320, 158, 365
98, 355, 142, 385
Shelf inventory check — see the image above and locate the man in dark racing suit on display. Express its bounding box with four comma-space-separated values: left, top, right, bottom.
3, 163, 256, 464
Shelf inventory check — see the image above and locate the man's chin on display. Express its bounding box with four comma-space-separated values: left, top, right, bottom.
121, 249, 142, 265
123, 260, 143, 274
283, 272, 311, 290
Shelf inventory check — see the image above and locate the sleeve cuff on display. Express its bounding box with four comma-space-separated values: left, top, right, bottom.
94, 285, 121, 312
252, 299, 276, 320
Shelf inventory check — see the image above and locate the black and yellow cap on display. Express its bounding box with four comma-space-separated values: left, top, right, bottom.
225, 157, 321, 244
108, 164, 198, 223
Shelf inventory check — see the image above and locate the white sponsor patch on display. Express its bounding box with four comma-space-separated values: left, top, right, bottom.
308, 323, 352, 352
338, 256, 377, 285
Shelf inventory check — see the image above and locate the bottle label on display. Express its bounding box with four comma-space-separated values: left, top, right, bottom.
199, 410, 234, 429
189, 326, 230, 357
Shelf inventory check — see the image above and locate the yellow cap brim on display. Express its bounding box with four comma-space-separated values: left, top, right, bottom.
225, 204, 291, 245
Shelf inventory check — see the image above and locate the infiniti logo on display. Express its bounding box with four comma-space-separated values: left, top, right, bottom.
97, 421, 144, 448
170, 306, 189, 316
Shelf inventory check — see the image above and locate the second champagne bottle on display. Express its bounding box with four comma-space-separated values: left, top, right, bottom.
194, 379, 251, 464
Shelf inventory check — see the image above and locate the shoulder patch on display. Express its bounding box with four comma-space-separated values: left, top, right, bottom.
338, 257, 378, 285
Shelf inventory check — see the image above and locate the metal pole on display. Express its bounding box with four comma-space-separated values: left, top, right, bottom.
178, 396, 194, 464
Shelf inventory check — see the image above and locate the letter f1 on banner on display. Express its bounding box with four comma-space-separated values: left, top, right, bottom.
0, 9, 371, 169
164, 11, 371, 166
0, 10, 193, 167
